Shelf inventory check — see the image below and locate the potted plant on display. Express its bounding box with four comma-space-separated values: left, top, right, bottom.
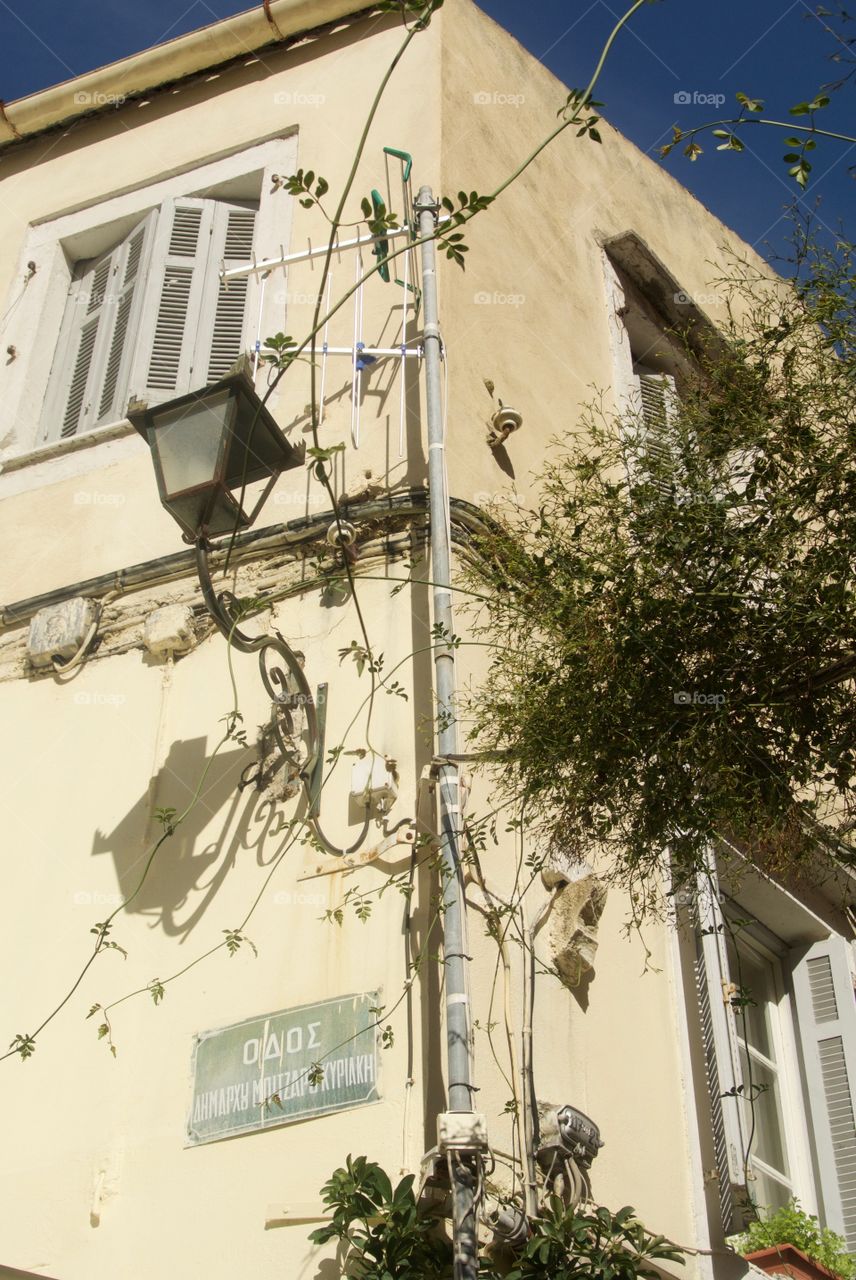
732, 1200, 854, 1280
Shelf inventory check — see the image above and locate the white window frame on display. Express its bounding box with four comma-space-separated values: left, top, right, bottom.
694, 866, 856, 1248
723, 916, 816, 1211
0, 133, 297, 464
601, 252, 688, 499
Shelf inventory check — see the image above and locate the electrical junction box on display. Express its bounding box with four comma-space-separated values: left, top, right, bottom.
143, 604, 196, 657
350, 754, 398, 811
27, 596, 97, 669
438, 1111, 488, 1153
538, 1104, 603, 1166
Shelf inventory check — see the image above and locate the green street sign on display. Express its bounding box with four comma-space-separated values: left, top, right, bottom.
187, 992, 380, 1145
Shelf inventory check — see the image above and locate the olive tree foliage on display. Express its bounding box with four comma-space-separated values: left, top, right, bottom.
465, 220, 856, 909
666, 4, 856, 189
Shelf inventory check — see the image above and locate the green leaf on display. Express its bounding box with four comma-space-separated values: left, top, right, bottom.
9, 1033, 36, 1060
307, 443, 346, 463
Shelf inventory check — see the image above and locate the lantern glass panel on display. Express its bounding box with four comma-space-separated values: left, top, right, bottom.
224, 398, 289, 489
151, 391, 233, 497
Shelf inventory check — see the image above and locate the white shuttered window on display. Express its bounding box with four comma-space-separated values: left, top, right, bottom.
41, 197, 257, 442
42, 211, 157, 440
695, 890, 856, 1248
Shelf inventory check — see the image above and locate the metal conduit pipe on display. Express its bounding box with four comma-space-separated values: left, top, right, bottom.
416, 185, 479, 1280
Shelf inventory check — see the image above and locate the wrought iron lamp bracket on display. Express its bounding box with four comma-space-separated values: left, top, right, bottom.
195, 539, 324, 810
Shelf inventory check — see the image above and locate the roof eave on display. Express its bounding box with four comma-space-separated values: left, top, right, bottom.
0, 0, 374, 151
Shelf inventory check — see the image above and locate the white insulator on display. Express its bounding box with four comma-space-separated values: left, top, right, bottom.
325, 520, 357, 547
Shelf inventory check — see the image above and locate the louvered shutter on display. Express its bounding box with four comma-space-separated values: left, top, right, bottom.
40, 212, 156, 442
791, 936, 856, 1251
635, 371, 678, 494
133, 199, 215, 401
638, 372, 676, 452
694, 874, 750, 1228
202, 204, 257, 383
695, 932, 738, 1232
95, 211, 157, 425
132, 198, 256, 405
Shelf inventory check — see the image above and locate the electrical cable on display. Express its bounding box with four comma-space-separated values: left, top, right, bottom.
0, 260, 36, 338
401, 840, 417, 1172
303, 806, 371, 858
522, 888, 558, 1217
466, 853, 526, 1200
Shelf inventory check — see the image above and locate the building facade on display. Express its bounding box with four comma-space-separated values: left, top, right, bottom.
0, 2, 853, 1277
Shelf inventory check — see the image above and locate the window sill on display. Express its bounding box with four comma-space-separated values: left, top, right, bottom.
0, 419, 137, 476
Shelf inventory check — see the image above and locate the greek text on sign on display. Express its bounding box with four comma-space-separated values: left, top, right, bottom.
187, 992, 379, 1145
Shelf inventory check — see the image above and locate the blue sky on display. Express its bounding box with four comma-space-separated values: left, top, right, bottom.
0, 0, 851, 262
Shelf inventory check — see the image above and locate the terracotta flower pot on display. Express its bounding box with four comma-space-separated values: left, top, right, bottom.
744, 1244, 843, 1280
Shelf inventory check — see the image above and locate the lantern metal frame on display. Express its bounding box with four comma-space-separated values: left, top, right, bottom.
128, 367, 304, 544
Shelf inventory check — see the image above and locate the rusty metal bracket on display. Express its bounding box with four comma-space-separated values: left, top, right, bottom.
298, 822, 416, 880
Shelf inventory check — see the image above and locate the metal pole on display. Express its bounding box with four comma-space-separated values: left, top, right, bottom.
415, 185, 479, 1280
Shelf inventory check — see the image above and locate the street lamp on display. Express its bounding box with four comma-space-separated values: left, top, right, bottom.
130, 367, 323, 813
128, 366, 304, 543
